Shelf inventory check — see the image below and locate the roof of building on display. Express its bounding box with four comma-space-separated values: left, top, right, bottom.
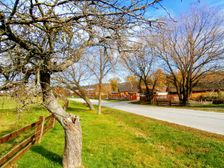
118, 82, 139, 92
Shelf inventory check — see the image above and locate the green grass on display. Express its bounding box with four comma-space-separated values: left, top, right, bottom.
1, 97, 224, 168
0, 96, 50, 159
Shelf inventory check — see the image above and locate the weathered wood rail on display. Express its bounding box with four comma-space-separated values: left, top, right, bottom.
0, 114, 55, 168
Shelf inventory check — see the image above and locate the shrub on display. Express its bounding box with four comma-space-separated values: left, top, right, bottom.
199, 92, 218, 101
212, 92, 224, 104
212, 99, 224, 104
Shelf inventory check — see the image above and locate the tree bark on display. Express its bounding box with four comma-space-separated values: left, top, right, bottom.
181, 89, 190, 106
40, 71, 82, 168
73, 86, 95, 110
177, 86, 190, 106
138, 77, 142, 94
143, 78, 152, 102
98, 48, 103, 115
77, 87, 94, 110
83, 95, 95, 110
98, 82, 102, 115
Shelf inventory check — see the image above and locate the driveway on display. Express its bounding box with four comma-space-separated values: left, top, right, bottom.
70, 98, 224, 135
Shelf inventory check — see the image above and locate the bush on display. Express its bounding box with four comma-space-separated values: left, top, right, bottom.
191, 91, 224, 103
199, 92, 218, 101
212, 99, 224, 104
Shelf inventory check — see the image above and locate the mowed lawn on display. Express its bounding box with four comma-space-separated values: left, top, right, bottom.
0, 98, 224, 168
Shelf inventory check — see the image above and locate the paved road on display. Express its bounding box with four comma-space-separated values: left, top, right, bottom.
70, 98, 224, 135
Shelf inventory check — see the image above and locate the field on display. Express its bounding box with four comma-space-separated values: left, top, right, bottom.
0, 97, 224, 168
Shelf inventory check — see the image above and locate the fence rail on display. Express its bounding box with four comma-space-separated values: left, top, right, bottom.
0, 114, 55, 168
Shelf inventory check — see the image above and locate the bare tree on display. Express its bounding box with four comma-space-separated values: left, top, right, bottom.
55, 59, 95, 110
85, 46, 112, 114
121, 40, 156, 102
0, 0, 161, 167
155, 7, 224, 105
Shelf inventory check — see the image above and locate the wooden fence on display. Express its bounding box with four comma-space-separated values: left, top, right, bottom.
0, 114, 55, 168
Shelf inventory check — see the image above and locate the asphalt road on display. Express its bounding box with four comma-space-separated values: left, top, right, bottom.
70, 98, 224, 135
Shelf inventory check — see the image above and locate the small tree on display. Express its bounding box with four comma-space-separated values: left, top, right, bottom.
85, 46, 113, 114
55, 59, 95, 110
121, 41, 156, 102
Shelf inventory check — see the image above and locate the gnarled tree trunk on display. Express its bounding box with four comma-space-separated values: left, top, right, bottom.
40, 71, 82, 168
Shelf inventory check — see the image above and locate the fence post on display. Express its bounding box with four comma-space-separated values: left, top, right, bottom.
0, 114, 54, 168
36, 116, 45, 144
52, 116, 55, 128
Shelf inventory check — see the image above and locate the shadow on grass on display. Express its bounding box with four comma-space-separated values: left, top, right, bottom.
30, 106, 45, 112
31, 146, 62, 165
0, 109, 16, 113
0, 129, 14, 137
67, 101, 90, 112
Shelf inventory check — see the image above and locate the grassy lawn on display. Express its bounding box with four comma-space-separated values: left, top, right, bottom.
1, 98, 224, 168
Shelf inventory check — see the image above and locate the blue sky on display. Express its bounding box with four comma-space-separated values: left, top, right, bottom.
150, 0, 224, 17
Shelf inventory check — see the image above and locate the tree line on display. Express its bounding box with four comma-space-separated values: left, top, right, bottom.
121, 7, 224, 105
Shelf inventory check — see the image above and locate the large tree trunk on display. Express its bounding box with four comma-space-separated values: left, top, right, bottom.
63, 118, 82, 168
178, 87, 190, 106
179, 93, 188, 106
138, 77, 142, 93
181, 89, 190, 106
40, 71, 82, 168
143, 79, 151, 102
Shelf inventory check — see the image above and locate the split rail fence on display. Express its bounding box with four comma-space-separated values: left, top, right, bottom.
0, 114, 55, 168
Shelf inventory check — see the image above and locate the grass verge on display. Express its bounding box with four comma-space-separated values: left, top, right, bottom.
132, 101, 224, 113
